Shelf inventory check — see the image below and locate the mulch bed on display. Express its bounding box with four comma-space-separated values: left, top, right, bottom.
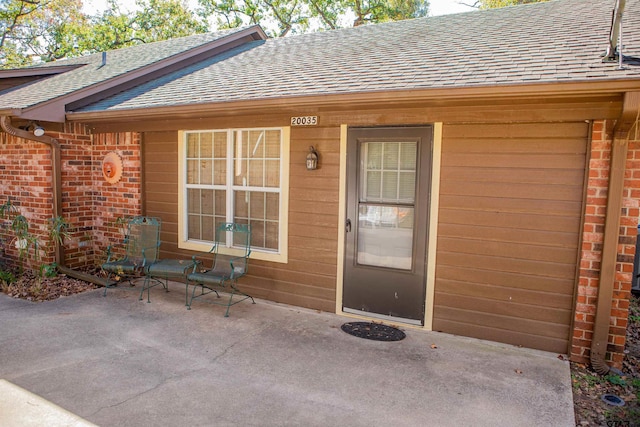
1, 269, 98, 301
572, 295, 640, 426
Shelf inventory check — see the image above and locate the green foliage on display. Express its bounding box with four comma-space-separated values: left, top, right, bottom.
1, 0, 208, 68
0, 269, 16, 285
581, 372, 603, 387
0, 268, 16, 293
0, 199, 71, 277
40, 262, 58, 278
1, 0, 430, 67
81, 0, 208, 52
0, 0, 89, 67
48, 216, 70, 248
0, 198, 19, 218
198, 0, 429, 37
606, 374, 627, 386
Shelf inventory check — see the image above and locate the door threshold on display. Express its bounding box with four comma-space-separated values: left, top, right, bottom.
343, 308, 423, 326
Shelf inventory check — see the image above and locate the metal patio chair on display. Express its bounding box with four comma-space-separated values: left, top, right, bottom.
102, 216, 161, 299
186, 222, 254, 316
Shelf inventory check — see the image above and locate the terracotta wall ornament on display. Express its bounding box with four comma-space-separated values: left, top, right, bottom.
102, 152, 123, 184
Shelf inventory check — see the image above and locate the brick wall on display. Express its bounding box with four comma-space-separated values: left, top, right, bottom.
0, 133, 55, 267
91, 132, 143, 263
0, 126, 142, 271
572, 120, 640, 367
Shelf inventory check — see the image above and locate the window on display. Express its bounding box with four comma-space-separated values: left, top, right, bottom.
179, 127, 289, 263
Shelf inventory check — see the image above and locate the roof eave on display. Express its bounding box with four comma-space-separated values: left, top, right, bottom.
15, 26, 268, 123
66, 78, 640, 124
0, 64, 85, 79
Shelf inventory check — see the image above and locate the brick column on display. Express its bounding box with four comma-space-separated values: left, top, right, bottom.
572, 120, 640, 367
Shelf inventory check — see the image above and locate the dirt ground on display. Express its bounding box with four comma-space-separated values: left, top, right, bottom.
0, 269, 98, 301
572, 295, 640, 426
2, 268, 640, 426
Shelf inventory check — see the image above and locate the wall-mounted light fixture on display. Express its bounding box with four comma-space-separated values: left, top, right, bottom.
306, 146, 318, 170
33, 125, 45, 137
19, 122, 45, 136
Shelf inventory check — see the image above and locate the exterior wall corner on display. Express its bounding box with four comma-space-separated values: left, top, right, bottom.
572, 119, 640, 367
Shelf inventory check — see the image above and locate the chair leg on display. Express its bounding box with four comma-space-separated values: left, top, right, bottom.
140, 276, 151, 303
187, 284, 198, 310
223, 282, 254, 317
103, 272, 113, 297
186, 283, 222, 310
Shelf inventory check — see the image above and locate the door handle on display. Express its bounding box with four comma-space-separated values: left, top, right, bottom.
346, 219, 352, 233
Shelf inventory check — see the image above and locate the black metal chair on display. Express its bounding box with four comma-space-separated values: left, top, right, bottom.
187, 222, 253, 316
102, 216, 161, 300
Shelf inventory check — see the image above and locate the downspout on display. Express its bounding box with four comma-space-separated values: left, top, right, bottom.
590, 92, 640, 375
1, 116, 63, 265
0, 116, 108, 286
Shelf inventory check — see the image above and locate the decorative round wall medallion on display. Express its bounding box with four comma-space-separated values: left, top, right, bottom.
102, 152, 123, 184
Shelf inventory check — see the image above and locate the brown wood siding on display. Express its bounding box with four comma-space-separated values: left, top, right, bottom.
433, 122, 589, 353
143, 124, 340, 312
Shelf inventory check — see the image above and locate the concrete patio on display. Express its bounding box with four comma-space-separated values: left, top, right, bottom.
0, 284, 575, 426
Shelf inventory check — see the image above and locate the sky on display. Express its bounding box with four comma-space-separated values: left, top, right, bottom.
84, 0, 478, 17
429, 0, 477, 16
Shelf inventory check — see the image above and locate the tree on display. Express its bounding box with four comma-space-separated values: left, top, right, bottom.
1, 0, 427, 68
78, 0, 208, 52
197, 0, 429, 37
1, 0, 88, 67
0, 0, 208, 68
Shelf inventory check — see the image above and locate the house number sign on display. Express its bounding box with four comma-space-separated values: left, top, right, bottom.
290, 116, 318, 126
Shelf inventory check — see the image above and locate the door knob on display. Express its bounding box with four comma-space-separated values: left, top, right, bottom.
346, 219, 352, 233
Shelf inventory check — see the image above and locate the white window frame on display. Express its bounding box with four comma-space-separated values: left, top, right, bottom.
178, 127, 289, 263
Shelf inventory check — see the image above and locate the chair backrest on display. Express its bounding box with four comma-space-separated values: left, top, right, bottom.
125, 216, 161, 266
211, 222, 251, 277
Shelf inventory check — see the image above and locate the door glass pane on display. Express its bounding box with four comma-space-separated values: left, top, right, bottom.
382, 171, 398, 199
366, 171, 381, 199
357, 140, 418, 270
367, 143, 382, 170
357, 205, 414, 270
399, 172, 416, 201
384, 142, 399, 169
361, 141, 417, 203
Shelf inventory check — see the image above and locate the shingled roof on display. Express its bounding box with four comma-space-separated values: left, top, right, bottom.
75, 0, 640, 115
1, 0, 639, 121
0, 26, 266, 121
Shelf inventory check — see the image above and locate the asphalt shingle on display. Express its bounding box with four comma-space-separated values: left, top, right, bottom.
0, 27, 252, 110
78, 0, 639, 113
2, 0, 639, 115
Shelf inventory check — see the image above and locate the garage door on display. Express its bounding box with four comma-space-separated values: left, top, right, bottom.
433, 122, 588, 353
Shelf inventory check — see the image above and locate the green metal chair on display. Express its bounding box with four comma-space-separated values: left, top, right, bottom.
102, 216, 161, 299
187, 222, 254, 316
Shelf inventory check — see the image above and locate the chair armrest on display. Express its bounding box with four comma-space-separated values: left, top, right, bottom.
190, 243, 219, 271
190, 255, 203, 273
140, 241, 162, 263
229, 255, 249, 278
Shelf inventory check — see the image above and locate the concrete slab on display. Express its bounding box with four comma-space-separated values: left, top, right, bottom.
0, 379, 97, 427
0, 285, 575, 426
